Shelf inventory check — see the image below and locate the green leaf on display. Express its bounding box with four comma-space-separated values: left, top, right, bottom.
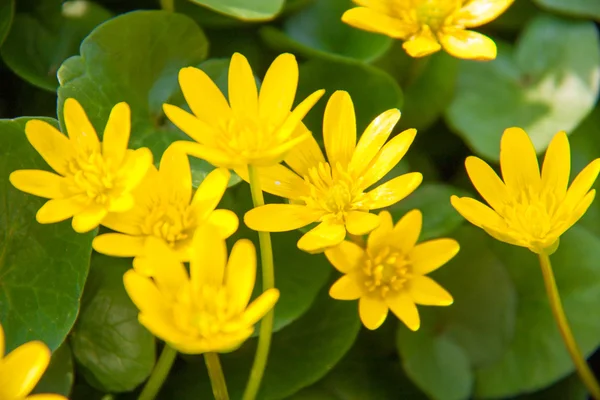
515, 374, 587, 400
0, 0, 14, 46
260, 0, 391, 63
533, 0, 600, 20
161, 287, 361, 399
188, 0, 284, 20
69, 254, 155, 393
0, 0, 111, 91
33, 343, 74, 397
486, 0, 540, 32
0, 118, 94, 353
446, 14, 600, 161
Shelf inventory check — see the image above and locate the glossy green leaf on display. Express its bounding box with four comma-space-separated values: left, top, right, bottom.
0, 0, 13, 46
33, 343, 74, 397
0, 118, 94, 353
188, 0, 284, 20
1, 0, 111, 91
533, 0, 600, 20
515, 374, 587, 400
446, 14, 600, 161
69, 254, 155, 393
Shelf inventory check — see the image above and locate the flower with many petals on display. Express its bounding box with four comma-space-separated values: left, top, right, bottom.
163, 52, 325, 168
123, 228, 280, 354
325, 210, 458, 330
9, 99, 153, 233
452, 128, 600, 254
342, 0, 514, 60
243, 90, 422, 253
0, 323, 67, 400
92, 146, 238, 262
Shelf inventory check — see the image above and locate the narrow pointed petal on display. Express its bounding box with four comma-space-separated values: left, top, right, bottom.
541, 131, 570, 200
252, 130, 313, 166
407, 275, 453, 306
342, 7, 416, 39
178, 67, 231, 123
92, 233, 145, 257
163, 104, 218, 146
411, 238, 460, 275
451, 195, 507, 230
244, 204, 321, 232
0, 341, 50, 398
63, 98, 100, 153
439, 29, 496, 60
366, 172, 422, 209
465, 156, 509, 212
242, 289, 280, 326
36, 196, 88, 224
387, 293, 420, 331
403, 26, 442, 58
367, 210, 394, 252
359, 296, 389, 330
100, 209, 143, 235
138, 314, 187, 347
453, 0, 515, 28
123, 270, 169, 318
276, 89, 325, 141
119, 148, 153, 192
558, 190, 596, 239
9, 170, 65, 199
226, 239, 256, 313
235, 164, 308, 200
72, 205, 108, 233
228, 53, 258, 115
191, 167, 230, 222
24, 394, 67, 400
160, 145, 192, 204
259, 53, 298, 127
191, 227, 227, 288
103, 102, 130, 166
390, 209, 422, 254
0, 323, 4, 357
172, 141, 234, 168
325, 240, 365, 273
24, 120, 74, 175
330, 275, 363, 300
564, 159, 600, 207
500, 127, 541, 194
323, 91, 356, 169
298, 219, 346, 253
345, 211, 380, 235
208, 209, 239, 238
138, 238, 189, 292
284, 128, 326, 177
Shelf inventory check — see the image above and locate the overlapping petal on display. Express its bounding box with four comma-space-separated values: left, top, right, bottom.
439, 29, 497, 60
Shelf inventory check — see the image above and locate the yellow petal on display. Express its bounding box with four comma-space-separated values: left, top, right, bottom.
102, 102, 130, 166
228, 52, 258, 116
159, 145, 192, 204
226, 239, 256, 313
244, 204, 322, 232
329, 275, 363, 300
172, 141, 234, 168
500, 127, 541, 194
0, 341, 50, 398
138, 238, 189, 293
251, 129, 313, 167
108, 193, 135, 213
0, 323, 4, 357
439, 29, 497, 60
119, 148, 153, 192
407, 275, 453, 306
9, 170, 65, 199
276, 89, 325, 142
352, 0, 393, 13
324, 240, 365, 273
360, 128, 416, 189
242, 288, 280, 326
25, 394, 67, 400
345, 211, 380, 235
138, 313, 187, 347
191, 227, 227, 288
259, 53, 298, 128
367, 210, 394, 252
72, 204, 108, 233
410, 238, 460, 275
323, 91, 356, 169
162, 104, 219, 146
359, 296, 388, 330
123, 269, 169, 318
387, 293, 420, 331
349, 109, 401, 177
207, 209, 239, 239
100, 209, 143, 235
36, 196, 88, 224
92, 233, 145, 257
453, 0, 515, 28
298, 219, 346, 253
541, 131, 570, 200
564, 159, 600, 208
283, 128, 326, 177
560, 190, 596, 236
450, 195, 506, 230
191, 167, 231, 221
465, 156, 509, 212
235, 164, 308, 200
342, 7, 416, 39
24, 120, 74, 176
390, 209, 422, 254
63, 98, 100, 153
403, 26, 442, 58
366, 172, 422, 209
178, 66, 231, 123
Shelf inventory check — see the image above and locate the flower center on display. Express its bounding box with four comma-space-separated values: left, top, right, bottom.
65, 151, 115, 205
362, 246, 411, 299
217, 117, 278, 160
412, 0, 462, 31
140, 200, 195, 245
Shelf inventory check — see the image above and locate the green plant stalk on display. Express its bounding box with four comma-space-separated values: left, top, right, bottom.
243, 165, 276, 400
205, 352, 230, 400
538, 252, 600, 399
159, 0, 174, 12
138, 345, 177, 400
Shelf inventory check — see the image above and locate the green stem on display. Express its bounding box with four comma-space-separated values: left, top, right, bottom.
243, 165, 276, 400
159, 0, 174, 12
138, 345, 177, 400
538, 253, 600, 400
205, 352, 229, 400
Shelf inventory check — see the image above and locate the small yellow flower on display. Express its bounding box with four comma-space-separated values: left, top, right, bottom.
9, 99, 153, 233
325, 210, 458, 330
92, 145, 238, 262
243, 90, 422, 253
123, 228, 280, 354
0, 323, 67, 400
163, 52, 325, 168
342, 0, 514, 60
451, 128, 600, 254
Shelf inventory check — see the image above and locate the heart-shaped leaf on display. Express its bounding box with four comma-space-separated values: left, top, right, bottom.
0, 0, 14, 46
533, 0, 600, 20
33, 343, 74, 397
188, 0, 284, 20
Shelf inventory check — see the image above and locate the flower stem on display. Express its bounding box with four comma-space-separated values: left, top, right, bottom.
538, 252, 600, 399
159, 0, 174, 12
138, 345, 177, 400
243, 165, 276, 400
205, 352, 230, 400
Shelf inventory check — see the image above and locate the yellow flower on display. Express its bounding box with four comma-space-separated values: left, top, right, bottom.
0, 323, 67, 400
243, 90, 422, 253
342, 0, 514, 60
123, 228, 280, 354
451, 128, 600, 254
163, 52, 325, 168
9, 99, 153, 233
92, 145, 238, 262
325, 210, 458, 330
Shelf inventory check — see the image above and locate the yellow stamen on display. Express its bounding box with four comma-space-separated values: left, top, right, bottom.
363, 246, 411, 298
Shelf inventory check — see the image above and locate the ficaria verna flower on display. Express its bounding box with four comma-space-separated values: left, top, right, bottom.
9, 99, 153, 233
325, 210, 458, 330
0, 323, 67, 400
163, 52, 325, 168
123, 227, 280, 354
451, 128, 600, 254
243, 90, 422, 253
342, 0, 514, 60
92, 145, 238, 262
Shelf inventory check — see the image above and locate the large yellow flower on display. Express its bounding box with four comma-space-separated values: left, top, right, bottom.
123, 228, 280, 354
451, 128, 600, 254
243, 90, 422, 253
9, 99, 153, 233
342, 0, 514, 60
0, 323, 67, 400
325, 210, 458, 330
163, 52, 325, 168
92, 145, 238, 262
